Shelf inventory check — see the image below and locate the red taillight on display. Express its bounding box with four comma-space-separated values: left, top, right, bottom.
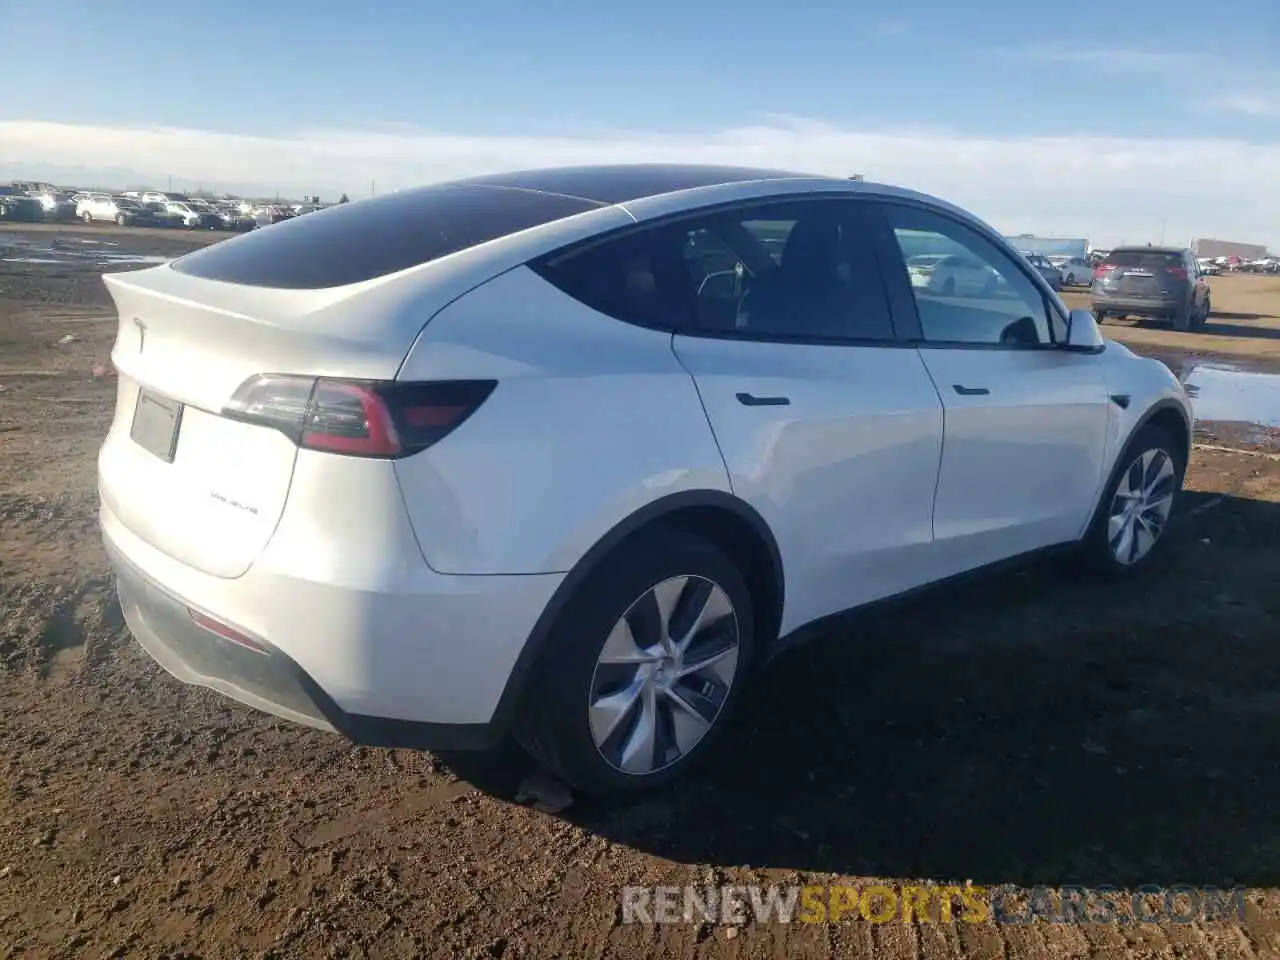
1094, 264, 1117, 278
1166, 267, 1187, 279
222, 375, 496, 459
301, 380, 402, 456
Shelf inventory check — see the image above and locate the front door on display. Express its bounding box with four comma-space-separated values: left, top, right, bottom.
877, 202, 1112, 575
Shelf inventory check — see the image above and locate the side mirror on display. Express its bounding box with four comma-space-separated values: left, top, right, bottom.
1064, 309, 1104, 351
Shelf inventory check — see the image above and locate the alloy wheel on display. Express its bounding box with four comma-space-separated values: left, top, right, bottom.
588, 575, 740, 776
1108, 448, 1176, 565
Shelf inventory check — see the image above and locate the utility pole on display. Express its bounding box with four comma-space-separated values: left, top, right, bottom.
168, 174, 172, 192
371, 180, 376, 197
1159, 216, 1167, 245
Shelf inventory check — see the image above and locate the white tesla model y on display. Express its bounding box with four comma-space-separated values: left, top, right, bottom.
99, 165, 1193, 795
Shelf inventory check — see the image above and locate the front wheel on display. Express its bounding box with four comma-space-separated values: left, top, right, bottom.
1082, 425, 1183, 577
516, 530, 754, 797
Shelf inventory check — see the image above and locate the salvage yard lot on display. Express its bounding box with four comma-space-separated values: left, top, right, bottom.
2, 224, 1280, 959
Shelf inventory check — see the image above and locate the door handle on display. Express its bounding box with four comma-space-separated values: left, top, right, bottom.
952, 384, 990, 396
736, 392, 790, 407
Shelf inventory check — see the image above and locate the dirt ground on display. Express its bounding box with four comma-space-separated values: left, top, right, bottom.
2, 224, 1280, 959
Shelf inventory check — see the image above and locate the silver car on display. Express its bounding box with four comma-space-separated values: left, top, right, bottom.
1020, 252, 1063, 291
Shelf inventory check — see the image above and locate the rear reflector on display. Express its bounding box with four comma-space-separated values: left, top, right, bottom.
188, 608, 269, 655
223, 376, 496, 459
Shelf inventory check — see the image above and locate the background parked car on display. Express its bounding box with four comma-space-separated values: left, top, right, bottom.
906, 253, 1001, 296
1051, 255, 1094, 286
165, 201, 223, 230
77, 194, 159, 226
1020, 251, 1064, 291
215, 207, 256, 232
1091, 246, 1211, 331
0, 192, 45, 222
142, 202, 186, 228
39, 191, 81, 222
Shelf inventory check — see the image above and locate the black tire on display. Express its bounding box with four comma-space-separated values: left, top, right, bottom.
1080, 424, 1184, 578
1093, 310, 1108, 325
1193, 296, 1211, 329
81, 212, 93, 224
1173, 300, 1192, 332
515, 529, 755, 798
116, 214, 127, 226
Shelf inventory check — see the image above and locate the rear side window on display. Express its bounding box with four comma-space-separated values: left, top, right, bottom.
534, 198, 898, 343
1107, 250, 1185, 269
170, 185, 600, 289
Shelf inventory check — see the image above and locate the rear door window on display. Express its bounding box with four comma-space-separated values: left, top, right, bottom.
1106, 251, 1185, 269
171, 185, 602, 289
535, 198, 898, 343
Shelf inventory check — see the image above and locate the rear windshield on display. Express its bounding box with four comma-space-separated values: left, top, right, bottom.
1107, 250, 1184, 268
171, 184, 601, 289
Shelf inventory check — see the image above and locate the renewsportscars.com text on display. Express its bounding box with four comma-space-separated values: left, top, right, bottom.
621, 884, 1247, 926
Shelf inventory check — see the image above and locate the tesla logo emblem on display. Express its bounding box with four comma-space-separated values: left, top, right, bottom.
134, 319, 147, 353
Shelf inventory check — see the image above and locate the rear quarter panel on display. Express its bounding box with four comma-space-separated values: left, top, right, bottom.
393, 266, 732, 575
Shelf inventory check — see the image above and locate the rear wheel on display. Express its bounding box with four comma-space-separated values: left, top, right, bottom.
516, 529, 754, 797
1193, 295, 1211, 329
116, 214, 127, 227
1173, 301, 1192, 332
1082, 425, 1182, 577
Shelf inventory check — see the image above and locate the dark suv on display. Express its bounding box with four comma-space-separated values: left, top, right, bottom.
1090, 246, 1211, 331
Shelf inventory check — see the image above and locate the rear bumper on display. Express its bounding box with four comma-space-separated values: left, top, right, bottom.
1091, 296, 1182, 317
100, 501, 564, 751
108, 536, 339, 734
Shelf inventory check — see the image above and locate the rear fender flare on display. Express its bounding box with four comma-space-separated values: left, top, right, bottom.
486, 490, 783, 737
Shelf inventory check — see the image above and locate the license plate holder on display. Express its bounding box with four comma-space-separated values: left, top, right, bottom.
130, 389, 184, 463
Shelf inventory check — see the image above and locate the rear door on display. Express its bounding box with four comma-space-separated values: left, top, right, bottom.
667, 198, 946, 631
877, 202, 1111, 574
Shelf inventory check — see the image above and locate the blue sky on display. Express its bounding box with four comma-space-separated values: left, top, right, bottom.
2, 0, 1278, 246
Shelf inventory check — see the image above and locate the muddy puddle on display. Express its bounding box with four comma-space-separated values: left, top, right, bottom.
0, 236, 168, 267
1181, 361, 1280, 450
1182, 363, 1280, 426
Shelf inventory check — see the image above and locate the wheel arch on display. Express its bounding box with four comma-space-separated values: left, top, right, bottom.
1131, 398, 1192, 473
1084, 397, 1192, 539
487, 490, 785, 738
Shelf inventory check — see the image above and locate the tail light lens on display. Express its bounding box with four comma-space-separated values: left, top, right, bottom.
1166, 267, 1188, 279
1094, 264, 1118, 278
223, 375, 496, 459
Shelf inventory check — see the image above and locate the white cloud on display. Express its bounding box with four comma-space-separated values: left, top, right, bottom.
1015, 45, 1188, 72
2, 118, 1278, 249
1010, 44, 1280, 120
871, 18, 913, 38
1198, 93, 1280, 117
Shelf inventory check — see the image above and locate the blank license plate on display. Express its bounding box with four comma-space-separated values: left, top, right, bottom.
130, 389, 184, 462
